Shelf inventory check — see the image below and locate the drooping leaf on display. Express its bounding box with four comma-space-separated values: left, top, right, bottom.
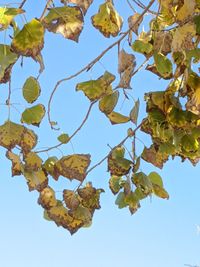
55, 154, 91, 181
91, 2, 123, 38
21, 104, 45, 126
118, 49, 136, 74
38, 187, 57, 210
116, 64, 135, 89
154, 52, 173, 78
115, 192, 128, 209
43, 6, 84, 42
153, 184, 169, 199
20, 127, 38, 153
132, 172, 153, 195
107, 111, 130, 125
23, 169, 48, 192
22, 76, 41, 103
57, 133, 70, 144
99, 91, 119, 115
62, 0, 93, 15
6, 151, 22, 176
63, 190, 80, 210
109, 175, 122, 195
128, 13, 143, 35
130, 99, 140, 125
0, 44, 18, 83
76, 71, 115, 101
0, 7, 24, 31
148, 172, 163, 188
24, 152, 43, 171
176, 0, 195, 22
142, 145, 168, 169
11, 18, 44, 57
43, 156, 58, 179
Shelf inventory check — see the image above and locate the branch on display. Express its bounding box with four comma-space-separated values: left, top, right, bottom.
19, 0, 27, 8
39, 0, 52, 21
35, 101, 96, 153
47, 0, 155, 128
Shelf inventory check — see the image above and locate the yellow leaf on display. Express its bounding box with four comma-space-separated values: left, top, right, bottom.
91, 2, 123, 38
23, 169, 48, 192
63, 190, 80, 210
24, 152, 43, 171
176, 0, 196, 22
43, 6, 83, 42
38, 187, 57, 209
55, 154, 91, 181
99, 91, 119, 114
11, 19, 44, 57
62, 0, 93, 15
6, 151, 22, 176
107, 111, 130, 124
0, 7, 24, 31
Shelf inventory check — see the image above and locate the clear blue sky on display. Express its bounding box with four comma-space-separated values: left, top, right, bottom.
0, 1, 200, 267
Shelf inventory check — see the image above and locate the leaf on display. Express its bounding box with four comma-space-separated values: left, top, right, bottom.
69, 205, 92, 226
23, 169, 48, 192
6, 151, 22, 176
38, 187, 57, 210
153, 31, 172, 55
109, 176, 123, 195
43, 156, 58, 179
181, 135, 199, 152
78, 183, 104, 211
176, 0, 195, 22
132, 172, 153, 195
194, 15, 200, 35
43, 6, 84, 42
107, 111, 130, 125
154, 52, 173, 78
148, 172, 163, 188
20, 127, 38, 153
146, 64, 173, 80
0, 7, 24, 31
0, 44, 18, 83
134, 157, 140, 173
128, 13, 143, 35
172, 23, 196, 52
76, 71, 115, 101
108, 148, 132, 176
43, 210, 52, 221
24, 152, 43, 171
62, 0, 93, 15
118, 49, 136, 74
47, 203, 83, 235
124, 192, 140, 214
141, 145, 168, 169
116, 64, 135, 89
115, 192, 128, 209
130, 99, 140, 125
22, 76, 41, 103
186, 87, 200, 115
63, 190, 80, 210
11, 18, 44, 57
99, 91, 119, 115
153, 184, 169, 199
21, 104, 45, 126
91, 2, 123, 38
132, 40, 153, 56
55, 154, 91, 181
57, 133, 70, 144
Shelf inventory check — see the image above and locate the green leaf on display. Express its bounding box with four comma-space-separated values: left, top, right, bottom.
57, 133, 70, 144
99, 91, 119, 115
108, 149, 132, 176
22, 76, 41, 103
130, 99, 140, 125
43, 6, 84, 42
132, 40, 153, 56
76, 71, 115, 101
0, 44, 18, 83
148, 172, 163, 187
154, 52, 173, 78
21, 104, 45, 126
132, 172, 153, 195
0, 7, 24, 31
11, 18, 44, 57
43, 210, 53, 221
194, 15, 200, 35
115, 192, 128, 209
109, 175, 122, 195
153, 184, 169, 199
43, 157, 58, 179
181, 135, 199, 152
107, 111, 130, 125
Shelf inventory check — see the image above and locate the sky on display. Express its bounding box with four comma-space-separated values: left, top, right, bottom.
0, 1, 200, 267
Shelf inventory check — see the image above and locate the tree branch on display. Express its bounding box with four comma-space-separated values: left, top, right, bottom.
35, 101, 96, 153
47, 0, 155, 128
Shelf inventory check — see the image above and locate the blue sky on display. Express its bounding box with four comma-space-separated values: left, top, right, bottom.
0, 1, 200, 267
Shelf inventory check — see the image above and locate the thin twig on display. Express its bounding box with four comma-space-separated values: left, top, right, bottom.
86, 119, 146, 175
47, 0, 155, 128
35, 101, 96, 153
126, 0, 137, 12
6, 79, 11, 120
39, 0, 52, 21
19, 0, 27, 8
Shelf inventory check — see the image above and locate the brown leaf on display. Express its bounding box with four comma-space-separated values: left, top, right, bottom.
61, 0, 93, 15
38, 187, 57, 210
6, 151, 22, 176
